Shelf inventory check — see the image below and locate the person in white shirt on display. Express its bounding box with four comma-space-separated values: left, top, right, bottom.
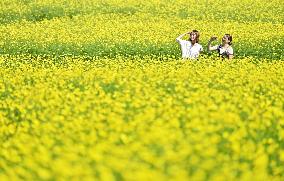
207, 34, 234, 59
176, 30, 203, 59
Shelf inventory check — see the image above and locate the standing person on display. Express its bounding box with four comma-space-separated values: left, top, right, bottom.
176, 30, 203, 59
208, 34, 234, 59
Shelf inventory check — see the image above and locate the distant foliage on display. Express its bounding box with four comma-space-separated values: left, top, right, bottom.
0, 0, 283, 59
0, 0, 284, 180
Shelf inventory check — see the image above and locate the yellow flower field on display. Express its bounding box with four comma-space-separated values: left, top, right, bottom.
0, 0, 284, 180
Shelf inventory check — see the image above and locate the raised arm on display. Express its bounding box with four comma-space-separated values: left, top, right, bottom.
176, 32, 189, 42
207, 36, 218, 51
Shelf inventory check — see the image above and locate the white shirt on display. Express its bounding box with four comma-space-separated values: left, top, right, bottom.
176, 39, 203, 59
211, 45, 233, 58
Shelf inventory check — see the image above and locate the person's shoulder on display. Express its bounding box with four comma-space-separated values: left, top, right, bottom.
195, 43, 203, 49
227, 46, 233, 51
227, 46, 234, 54
197, 43, 202, 47
178, 39, 188, 44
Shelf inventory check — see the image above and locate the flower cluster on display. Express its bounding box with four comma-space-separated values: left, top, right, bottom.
0, 0, 284, 180
1, 56, 284, 180
0, 0, 283, 59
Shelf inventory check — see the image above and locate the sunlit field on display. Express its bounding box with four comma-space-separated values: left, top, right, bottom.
0, 0, 284, 180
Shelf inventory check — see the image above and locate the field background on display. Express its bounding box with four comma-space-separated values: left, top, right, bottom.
0, 0, 283, 59
1, 0, 284, 180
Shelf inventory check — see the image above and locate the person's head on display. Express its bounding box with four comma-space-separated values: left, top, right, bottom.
222, 34, 232, 45
188, 30, 200, 43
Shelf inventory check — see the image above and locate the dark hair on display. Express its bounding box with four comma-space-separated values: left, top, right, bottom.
190, 29, 200, 43
225, 34, 232, 45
